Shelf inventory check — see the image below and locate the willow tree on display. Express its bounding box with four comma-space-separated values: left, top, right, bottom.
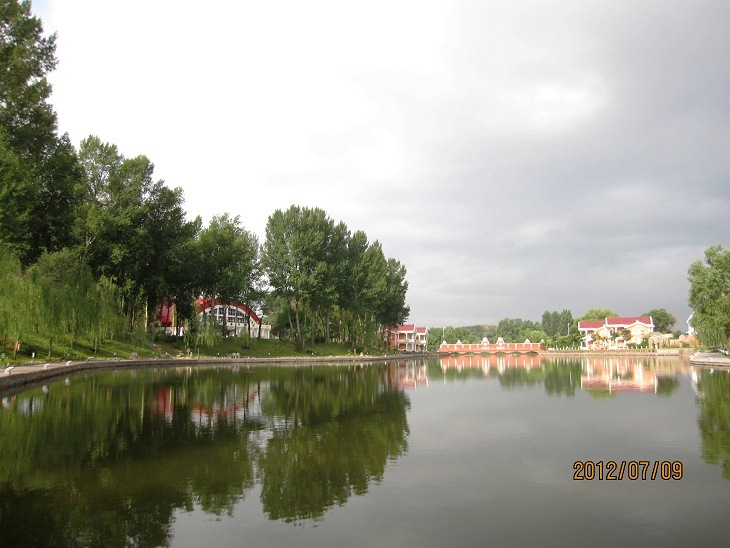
88, 276, 125, 353
689, 245, 730, 348
0, 245, 27, 357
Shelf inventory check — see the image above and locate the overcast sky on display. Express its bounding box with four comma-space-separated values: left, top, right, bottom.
35, 0, 729, 329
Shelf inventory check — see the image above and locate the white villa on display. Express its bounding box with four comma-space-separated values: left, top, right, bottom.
578, 316, 654, 350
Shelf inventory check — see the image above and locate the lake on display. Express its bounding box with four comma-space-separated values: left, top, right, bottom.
1, 355, 729, 547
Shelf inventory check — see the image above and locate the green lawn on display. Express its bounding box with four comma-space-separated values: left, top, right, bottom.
2, 333, 389, 366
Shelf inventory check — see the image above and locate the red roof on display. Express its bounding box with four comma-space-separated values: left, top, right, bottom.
578, 321, 604, 329
396, 324, 415, 332
197, 298, 261, 324
606, 316, 653, 326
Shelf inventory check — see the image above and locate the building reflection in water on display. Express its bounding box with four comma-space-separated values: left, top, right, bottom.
436, 354, 688, 397
580, 358, 657, 393
439, 354, 542, 374
390, 360, 429, 389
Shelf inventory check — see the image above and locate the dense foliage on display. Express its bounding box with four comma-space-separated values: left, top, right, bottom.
262, 206, 409, 351
0, 2, 410, 358
688, 245, 730, 348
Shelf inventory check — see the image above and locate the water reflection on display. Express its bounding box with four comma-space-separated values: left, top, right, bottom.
2, 358, 730, 547
0, 365, 410, 545
691, 366, 730, 479
435, 354, 687, 398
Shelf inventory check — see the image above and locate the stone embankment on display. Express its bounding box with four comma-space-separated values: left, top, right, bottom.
688, 351, 730, 367
0, 353, 437, 393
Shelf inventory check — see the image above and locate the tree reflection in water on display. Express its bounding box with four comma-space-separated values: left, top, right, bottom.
0, 364, 410, 545
693, 367, 730, 479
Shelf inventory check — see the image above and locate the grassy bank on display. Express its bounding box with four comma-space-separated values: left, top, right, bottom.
1, 333, 388, 366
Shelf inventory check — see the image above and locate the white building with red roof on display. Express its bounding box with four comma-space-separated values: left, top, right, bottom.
385, 324, 429, 352
578, 316, 654, 349
197, 298, 271, 339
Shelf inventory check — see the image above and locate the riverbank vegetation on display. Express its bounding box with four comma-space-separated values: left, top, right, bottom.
0, 2, 409, 362
428, 306, 680, 351
688, 245, 730, 350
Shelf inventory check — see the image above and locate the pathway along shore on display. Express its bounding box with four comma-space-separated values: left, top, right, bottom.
0, 353, 436, 394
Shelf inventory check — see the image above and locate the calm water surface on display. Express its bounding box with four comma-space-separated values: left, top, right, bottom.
1, 356, 729, 547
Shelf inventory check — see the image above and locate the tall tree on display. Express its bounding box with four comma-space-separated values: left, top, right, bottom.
641, 308, 676, 333
0, 129, 34, 260
262, 206, 337, 347
262, 208, 298, 343
197, 213, 259, 335
0, 1, 82, 265
688, 245, 730, 348
339, 232, 387, 350
541, 310, 572, 338
0, 0, 57, 158
375, 258, 410, 331
77, 136, 191, 332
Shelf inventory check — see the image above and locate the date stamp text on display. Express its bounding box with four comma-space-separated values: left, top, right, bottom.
573, 460, 683, 480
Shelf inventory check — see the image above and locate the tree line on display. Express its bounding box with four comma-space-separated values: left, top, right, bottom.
429, 306, 679, 350
0, 2, 409, 357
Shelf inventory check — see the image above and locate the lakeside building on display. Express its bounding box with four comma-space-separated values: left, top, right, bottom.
197, 298, 271, 339
384, 324, 429, 352
578, 316, 654, 350
438, 337, 542, 354
155, 299, 271, 339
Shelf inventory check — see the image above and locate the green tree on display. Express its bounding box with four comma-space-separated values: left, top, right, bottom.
688, 245, 730, 348
262, 206, 337, 348
0, 0, 57, 157
375, 258, 410, 343
0, 129, 34, 260
0, 1, 83, 265
339, 232, 388, 351
578, 307, 619, 322
0, 244, 27, 357
197, 213, 260, 335
541, 309, 573, 338
641, 308, 676, 333
77, 136, 192, 334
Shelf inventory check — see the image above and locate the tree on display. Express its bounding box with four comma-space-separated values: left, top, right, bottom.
197, 213, 259, 335
262, 206, 337, 348
0, 1, 83, 265
688, 245, 730, 348
0, 244, 27, 357
0, 129, 34, 260
339, 233, 388, 351
578, 308, 619, 322
541, 309, 573, 338
374, 258, 410, 340
77, 136, 192, 333
641, 308, 676, 333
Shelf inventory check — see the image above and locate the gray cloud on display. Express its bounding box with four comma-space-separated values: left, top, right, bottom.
39, 0, 729, 328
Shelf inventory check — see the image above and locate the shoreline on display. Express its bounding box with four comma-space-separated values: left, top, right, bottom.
3, 349, 725, 394
0, 353, 437, 394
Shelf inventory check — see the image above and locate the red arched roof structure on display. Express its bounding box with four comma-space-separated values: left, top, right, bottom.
196, 298, 261, 325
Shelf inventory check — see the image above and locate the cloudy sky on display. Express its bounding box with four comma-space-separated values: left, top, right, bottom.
34, 0, 729, 329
